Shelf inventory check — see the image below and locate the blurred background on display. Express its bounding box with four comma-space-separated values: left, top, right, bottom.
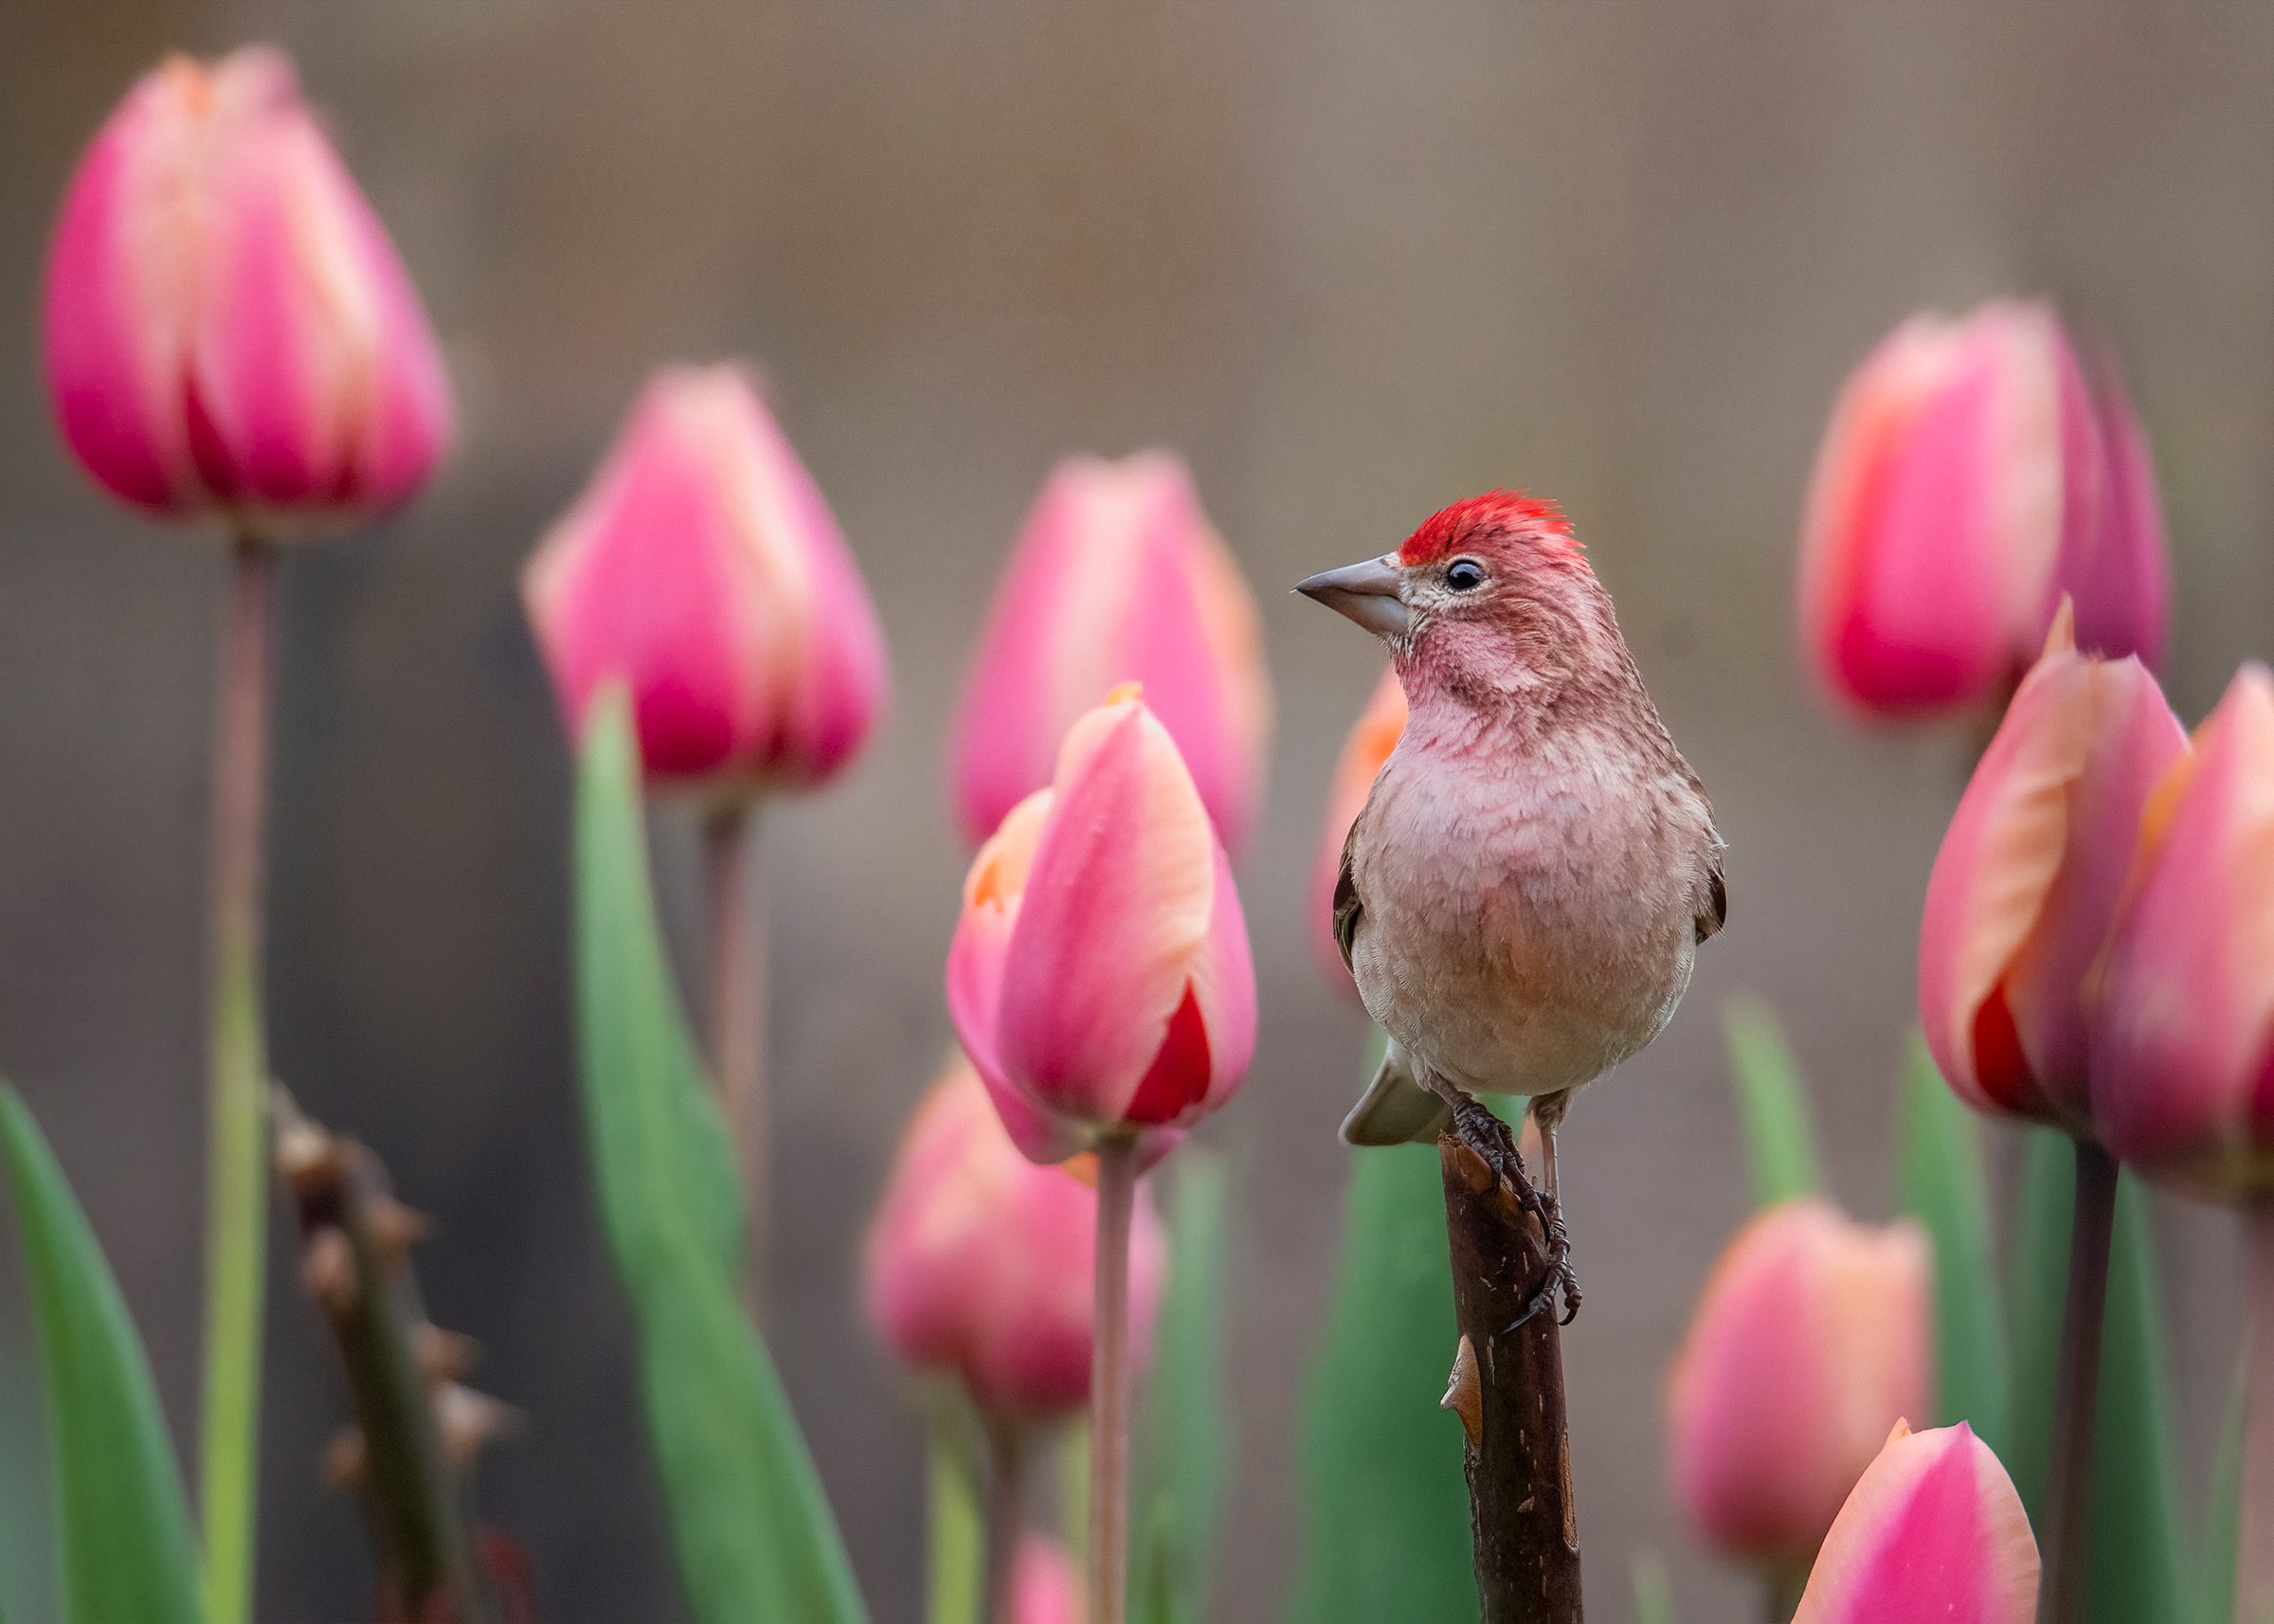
4, 3, 2273, 1619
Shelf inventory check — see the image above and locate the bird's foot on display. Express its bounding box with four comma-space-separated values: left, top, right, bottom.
1447, 1098, 1579, 1328
1540, 1186, 1581, 1326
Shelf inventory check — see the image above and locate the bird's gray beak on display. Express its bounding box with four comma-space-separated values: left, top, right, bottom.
1295, 553, 1410, 640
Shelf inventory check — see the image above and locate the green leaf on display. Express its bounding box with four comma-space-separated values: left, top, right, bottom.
1723, 1000, 1819, 1208
2006, 1128, 2187, 1624
1631, 1550, 1676, 1624
1892, 1035, 2010, 1449
1283, 1028, 1476, 1624
2203, 1362, 2242, 1624
1135, 1146, 1231, 1624
573, 691, 865, 1624
0, 1086, 202, 1624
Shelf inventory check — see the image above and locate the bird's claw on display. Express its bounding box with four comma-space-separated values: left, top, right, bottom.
1450, 1097, 1581, 1328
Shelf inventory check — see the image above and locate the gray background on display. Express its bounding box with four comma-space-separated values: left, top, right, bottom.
3, 4, 2271, 1620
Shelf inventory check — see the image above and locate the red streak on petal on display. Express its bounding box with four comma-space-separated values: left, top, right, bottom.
1972, 983, 2043, 1117
1122, 982, 1211, 1126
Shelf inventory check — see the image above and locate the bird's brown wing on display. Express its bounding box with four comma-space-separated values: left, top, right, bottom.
1332, 816, 1363, 974
1696, 854, 1727, 945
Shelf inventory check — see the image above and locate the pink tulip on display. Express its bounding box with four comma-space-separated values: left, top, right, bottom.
1917, 604, 2187, 1128
1010, 1537, 1084, 1624
951, 452, 1271, 855
948, 684, 1255, 1165
1791, 1422, 2039, 1624
1798, 300, 2167, 717
522, 365, 888, 793
1312, 666, 1405, 997
43, 47, 451, 529
864, 1062, 1165, 1420
1667, 1199, 1932, 1570
2090, 664, 2274, 1199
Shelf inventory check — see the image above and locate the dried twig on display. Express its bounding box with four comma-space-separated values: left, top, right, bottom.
274, 1090, 511, 1624
1438, 1133, 1583, 1623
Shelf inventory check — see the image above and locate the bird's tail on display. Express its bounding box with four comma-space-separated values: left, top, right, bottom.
1339, 1036, 1453, 1146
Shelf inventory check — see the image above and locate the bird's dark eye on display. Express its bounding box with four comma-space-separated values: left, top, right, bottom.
1445, 558, 1487, 592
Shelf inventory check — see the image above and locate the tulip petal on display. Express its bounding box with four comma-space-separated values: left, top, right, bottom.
951, 453, 1268, 852
1792, 1423, 2038, 1624
2093, 665, 2274, 1192
1918, 610, 2185, 1123
996, 697, 1218, 1129
1668, 1200, 1931, 1565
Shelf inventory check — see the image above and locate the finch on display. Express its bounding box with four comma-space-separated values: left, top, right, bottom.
1298, 492, 1725, 1318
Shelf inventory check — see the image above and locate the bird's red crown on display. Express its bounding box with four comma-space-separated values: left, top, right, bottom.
1399, 490, 1579, 568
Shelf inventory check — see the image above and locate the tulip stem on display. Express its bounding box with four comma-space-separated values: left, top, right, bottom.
201, 536, 277, 1624
1090, 1134, 1139, 1624
701, 803, 767, 1308
984, 1419, 1029, 1624
2041, 1137, 2119, 1624
2239, 1205, 2274, 1624
928, 1426, 984, 1624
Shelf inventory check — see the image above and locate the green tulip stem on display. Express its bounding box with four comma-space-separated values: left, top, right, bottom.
2239, 1204, 2274, 1624
201, 536, 277, 1624
702, 802, 767, 1309
1089, 1133, 1139, 1624
927, 1428, 983, 1624
2041, 1137, 2119, 1624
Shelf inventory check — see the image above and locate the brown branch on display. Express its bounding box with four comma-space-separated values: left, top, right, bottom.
274, 1091, 511, 1624
1438, 1134, 1583, 1624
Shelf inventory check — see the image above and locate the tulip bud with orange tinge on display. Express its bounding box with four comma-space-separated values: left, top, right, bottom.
523, 366, 888, 795
948, 685, 1255, 1166
2091, 665, 2274, 1200
952, 452, 1271, 854
864, 1063, 1165, 1420
1667, 1199, 1931, 1571
1918, 604, 2186, 1130
43, 47, 451, 529
1313, 667, 1405, 996
1798, 300, 2168, 717
1010, 1537, 1083, 1624
1791, 1422, 2039, 1624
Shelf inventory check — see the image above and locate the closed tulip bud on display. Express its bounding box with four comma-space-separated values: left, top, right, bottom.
948, 684, 1255, 1165
1312, 666, 1405, 997
864, 1063, 1165, 1420
2091, 665, 2274, 1199
523, 366, 888, 794
1010, 1538, 1083, 1624
1792, 1422, 2039, 1624
1918, 604, 2187, 1129
43, 47, 451, 530
1667, 1199, 1932, 1572
951, 452, 1271, 855
1798, 300, 2168, 717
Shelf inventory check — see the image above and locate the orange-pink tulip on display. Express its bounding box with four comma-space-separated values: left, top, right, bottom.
1791, 1422, 2039, 1624
2091, 665, 2274, 1199
523, 366, 888, 793
1667, 1199, 1931, 1570
948, 685, 1255, 1166
1918, 605, 2186, 1128
951, 452, 1270, 855
1312, 667, 1405, 997
1798, 300, 2167, 717
43, 47, 452, 529
864, 1062, 1165, 1420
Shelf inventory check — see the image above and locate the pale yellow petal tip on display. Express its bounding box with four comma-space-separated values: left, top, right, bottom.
1105, 679, 1145, 706
2040, 597, 2077, 659
1883, 1417, 1913, 1448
